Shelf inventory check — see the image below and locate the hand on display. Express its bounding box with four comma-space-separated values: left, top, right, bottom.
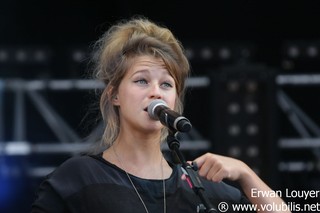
192, 152, 250, 183
192, 153, 292, 213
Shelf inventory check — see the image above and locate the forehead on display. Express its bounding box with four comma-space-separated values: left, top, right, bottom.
129, 55, 166, 69
124, 55, 172, 77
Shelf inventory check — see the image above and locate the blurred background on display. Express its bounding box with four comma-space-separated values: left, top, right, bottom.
1, 0, 320, 212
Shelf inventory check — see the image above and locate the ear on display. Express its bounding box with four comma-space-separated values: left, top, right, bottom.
112, 95, 120, 106
106, 85, 120, 106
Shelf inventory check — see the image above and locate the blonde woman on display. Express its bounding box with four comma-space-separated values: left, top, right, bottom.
32, 17, 290, 213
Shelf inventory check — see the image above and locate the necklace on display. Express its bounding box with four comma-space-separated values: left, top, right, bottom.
112, 146, 166, 213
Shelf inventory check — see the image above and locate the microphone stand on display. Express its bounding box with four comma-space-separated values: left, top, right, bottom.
166, 130, 218, 213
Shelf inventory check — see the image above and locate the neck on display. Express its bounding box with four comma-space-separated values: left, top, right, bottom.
103, 128, 172, 179
118, 122, 162, 145
112, 143, 165, 179
114, 129, 163, 163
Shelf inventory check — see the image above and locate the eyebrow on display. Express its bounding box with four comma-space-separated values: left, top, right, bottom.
130, 69, 149, 78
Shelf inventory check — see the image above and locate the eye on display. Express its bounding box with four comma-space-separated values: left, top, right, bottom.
134, 79, 148, 85
162, 82, 173, 88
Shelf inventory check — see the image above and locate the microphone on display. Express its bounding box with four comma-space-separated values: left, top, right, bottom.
147, 99, 192, 132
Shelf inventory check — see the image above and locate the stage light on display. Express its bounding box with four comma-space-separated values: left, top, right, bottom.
180, 41, 255, 67
287, 46, 300, 58
210, 64, 277, 184
246, 145, 259, 157
227, 102, 240, 114
245, 80, 258, 92
226, 80, 240, 92
218, 47, 231, 60
0, 50, 8, 62
246, 123, 259, 136
16, 50, 27, 62
245, 102, 258, 114
306, 46, 318, 58
228, 146, 241, 158
34, 49, 47, 62
228, 124, 241, 136
200, 47, 212, 60
185, 47, 194, 60
72, 50, 86, 62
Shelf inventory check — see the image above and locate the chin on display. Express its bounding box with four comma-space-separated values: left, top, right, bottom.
145, 123, 162, 132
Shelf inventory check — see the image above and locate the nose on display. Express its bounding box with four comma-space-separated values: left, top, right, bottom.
149, 84, 162, 99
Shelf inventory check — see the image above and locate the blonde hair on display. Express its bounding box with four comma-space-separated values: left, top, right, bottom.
92, 16, 190, 148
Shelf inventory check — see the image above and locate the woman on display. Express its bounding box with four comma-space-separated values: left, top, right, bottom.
32, 16, 290, 213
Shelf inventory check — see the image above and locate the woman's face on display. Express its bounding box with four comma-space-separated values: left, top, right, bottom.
113, 55, 177, 134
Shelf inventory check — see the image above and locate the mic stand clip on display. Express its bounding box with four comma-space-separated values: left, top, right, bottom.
166, 130, 218, 213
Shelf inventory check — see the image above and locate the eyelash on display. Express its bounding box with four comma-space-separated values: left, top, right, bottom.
134, 79, 173, 88
162, 82, 173, 88
134, 79, 148, 84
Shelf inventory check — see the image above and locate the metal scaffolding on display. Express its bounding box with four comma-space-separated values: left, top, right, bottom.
1, 74, 320, 175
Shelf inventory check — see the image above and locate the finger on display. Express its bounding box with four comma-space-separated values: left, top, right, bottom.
197, 158, 216, 177
194, 153, 217, 170
211, 168, 229, 183
192, 154, 207, 168
205, 161, 222, 181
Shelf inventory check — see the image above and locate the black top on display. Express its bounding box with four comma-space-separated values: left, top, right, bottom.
31, 154, 252, 213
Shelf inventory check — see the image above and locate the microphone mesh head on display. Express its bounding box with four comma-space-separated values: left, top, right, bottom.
147, 99, 168, 120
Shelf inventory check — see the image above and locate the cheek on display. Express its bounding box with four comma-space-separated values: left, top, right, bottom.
167, 93, 178, 109
118, 87, 143, 107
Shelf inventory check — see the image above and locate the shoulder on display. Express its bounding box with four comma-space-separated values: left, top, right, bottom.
55, 155, 97, 171
32, 155, 107, 210
45, 155, 104, 198
48, 155, 96, 178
